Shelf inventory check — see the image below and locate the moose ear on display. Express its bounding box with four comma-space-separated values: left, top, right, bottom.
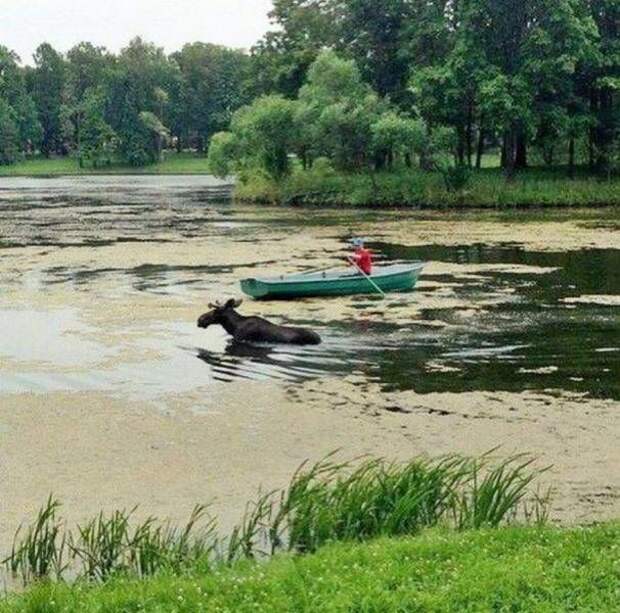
234, 298, 243, 308
225, 298, 237, 309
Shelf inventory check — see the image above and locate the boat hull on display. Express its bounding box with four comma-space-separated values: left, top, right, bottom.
240, 264, 424, 299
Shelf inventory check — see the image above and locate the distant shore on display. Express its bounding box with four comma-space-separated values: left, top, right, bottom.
233, 166, 620, 209
2, 155, 620, 210
0, 152, 211, 177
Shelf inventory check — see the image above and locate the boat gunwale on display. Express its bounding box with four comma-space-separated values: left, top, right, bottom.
242, 263, 425, 287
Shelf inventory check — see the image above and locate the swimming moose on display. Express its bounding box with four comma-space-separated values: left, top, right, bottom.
197, 299, 322, 345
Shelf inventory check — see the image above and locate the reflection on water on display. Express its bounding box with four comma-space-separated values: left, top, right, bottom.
0, 176, 618, 401
196, 341, 329, 383
364, 242, 620, 397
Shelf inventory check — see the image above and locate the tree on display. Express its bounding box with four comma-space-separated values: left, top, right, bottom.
371, 112, 427, 168
207, 131, 237, 177
231, 95, 298, 180
104, 38, 175, 165
65, 42, 113, 153
30, 43, 66, 156
250, 0, 336, 97
0, 46, 42, 155
79, 89, 116, 168
297, 50, 385, 170
472, 0, 597, 175
332, 0, 416, 105
0, 98, 19, 164
170, 43, 251, 151
584, 0, 619, 174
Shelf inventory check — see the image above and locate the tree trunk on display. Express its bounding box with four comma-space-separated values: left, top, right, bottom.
504, 127, 517, 179
595, 88, 614, 176
515, 125, 527, 169
475, 122, 484, 170
568, 137, 575, 179
589, 88, 597, 171
466, 103, 473, 167
456, 125, 465, 165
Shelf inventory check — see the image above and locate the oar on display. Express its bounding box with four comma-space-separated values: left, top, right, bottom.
348, 257, 385, 298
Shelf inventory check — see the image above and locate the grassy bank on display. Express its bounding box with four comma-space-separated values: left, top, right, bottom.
0, 152, 211, 176
3, 156, 619, 211
235, 166, 620, 208
3, 454, 549, 586
3, 524, 619, 612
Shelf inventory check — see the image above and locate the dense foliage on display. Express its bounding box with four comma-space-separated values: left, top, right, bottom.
250, 0, 619, 178
209, 50, 457, 183
0, 39, 249, 167
0, 0, 617, 177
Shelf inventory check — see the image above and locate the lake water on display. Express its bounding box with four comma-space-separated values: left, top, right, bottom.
0, 176, 619, 534
1, 176, 618, 400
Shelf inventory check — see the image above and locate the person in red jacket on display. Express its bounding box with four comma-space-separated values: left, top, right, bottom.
347, 238, 373, 275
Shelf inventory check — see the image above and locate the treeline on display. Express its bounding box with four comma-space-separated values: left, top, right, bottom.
208, 50, 457, 183
1, 0, 618, 175
249, 0, 619, 177
0, 39, 251, 167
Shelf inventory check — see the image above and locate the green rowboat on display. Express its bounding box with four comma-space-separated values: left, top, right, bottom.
240, 263, 425, 299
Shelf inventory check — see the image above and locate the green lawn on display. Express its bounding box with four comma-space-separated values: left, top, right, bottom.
3, 524, 619, 612
0, 152, 211, 176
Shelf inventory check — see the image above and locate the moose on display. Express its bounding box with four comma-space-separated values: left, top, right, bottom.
197, 299, 322, 345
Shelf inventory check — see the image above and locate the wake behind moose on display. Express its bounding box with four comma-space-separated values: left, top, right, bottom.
197, 299, 321, 345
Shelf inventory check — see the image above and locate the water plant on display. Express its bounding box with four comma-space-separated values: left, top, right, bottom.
3, 495, 67, 585
263, 452, 549, 554
3, 452, 550, 586
127, 504, 217, 577
70, 509, 134, 581
453, 454, 550, 529
69, 505, 218, 581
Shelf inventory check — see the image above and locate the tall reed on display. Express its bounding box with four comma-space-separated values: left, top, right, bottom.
128, 504, 217, 577
2, 495, 67, 585
453, 454, 550, 529
261, 453, 548, 554
3, 452, 550, 586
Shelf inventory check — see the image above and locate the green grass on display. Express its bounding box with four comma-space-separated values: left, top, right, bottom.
0, 152, 212, 176
3, 524, 618, 612
235, 165, 620, 208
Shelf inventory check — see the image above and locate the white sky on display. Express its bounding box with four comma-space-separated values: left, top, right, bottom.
1, 0, 274, 64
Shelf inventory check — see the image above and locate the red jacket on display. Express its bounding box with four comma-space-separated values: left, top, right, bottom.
352, 248, 373, 274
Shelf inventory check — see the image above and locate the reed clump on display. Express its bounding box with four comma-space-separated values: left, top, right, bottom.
4, 495, 68, 585
237, 452, 550, 557
3, 452, 550, 586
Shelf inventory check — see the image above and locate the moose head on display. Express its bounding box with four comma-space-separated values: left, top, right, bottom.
197, 298, 243, 329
